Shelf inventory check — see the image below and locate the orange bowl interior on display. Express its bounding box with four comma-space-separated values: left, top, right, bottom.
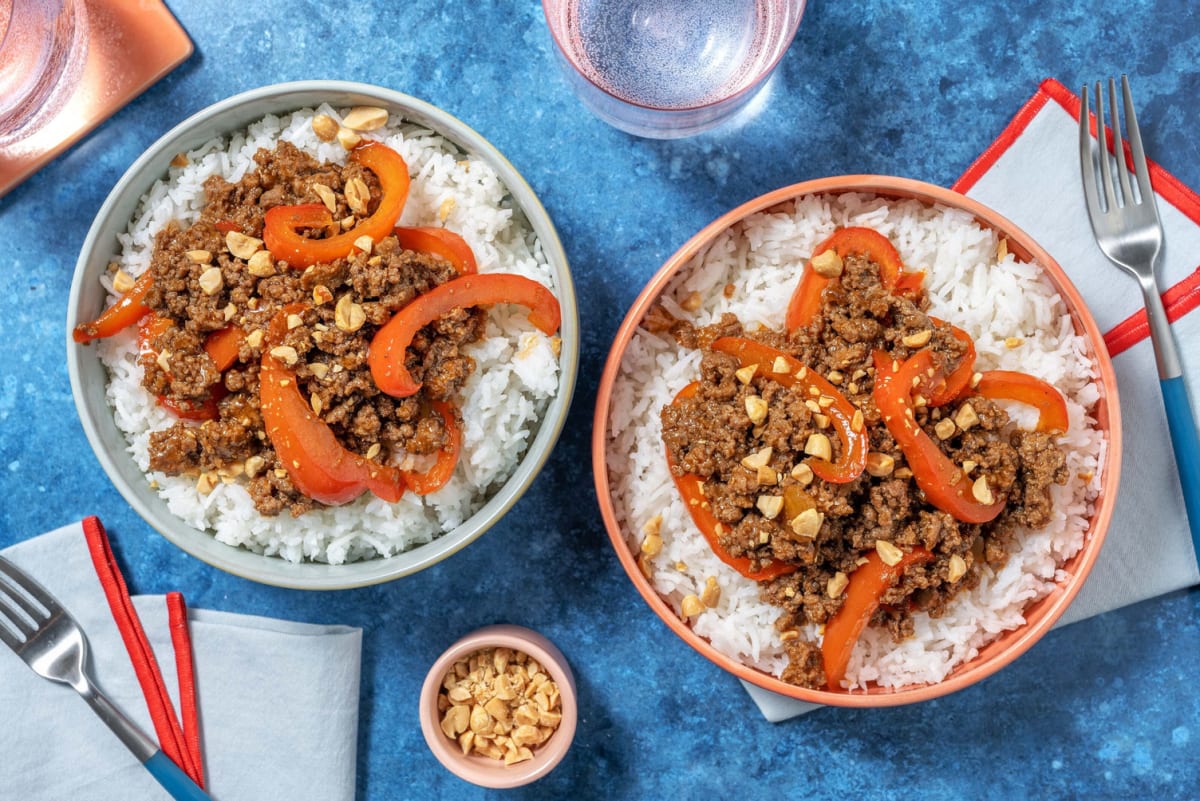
591, 175, 1122, 707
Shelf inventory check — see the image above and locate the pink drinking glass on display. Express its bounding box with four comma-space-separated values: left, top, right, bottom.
542, 0, 806, 139
0, 0, 89, 146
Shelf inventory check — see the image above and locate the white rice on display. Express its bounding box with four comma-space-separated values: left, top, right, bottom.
606, 193, 1104, 690
95, 107, 560, 565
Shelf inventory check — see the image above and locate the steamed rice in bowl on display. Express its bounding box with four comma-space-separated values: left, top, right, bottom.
604, 189, 1112, 696
83, 104, 562, 566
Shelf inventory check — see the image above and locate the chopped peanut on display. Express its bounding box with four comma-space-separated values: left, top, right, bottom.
865, 452, 895, 477
809, 249, 844, 278
744, 395, 768, 425
790, 463, 814, 485
803, 433, 832, 462
112, 269, 135, 293
341, 106, 389, 131
875, 540, 903, 566
681, 594, 705, 617
197, 267, 223, 296
438, 647, 563, 762
756, 495, 784, 519
225, 230, 263, 260
740, 446, 773, 470
311, 114, 339, 141
972, 476, 994, 504
902, 329, 932, 348
789, 508, 823, 540
947, 554, 967, 583
954, 402, 979, 431
680, 291, 703, 311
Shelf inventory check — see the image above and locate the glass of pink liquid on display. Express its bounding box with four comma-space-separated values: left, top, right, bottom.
0, 0, 88, 147
542, 0, 805, 139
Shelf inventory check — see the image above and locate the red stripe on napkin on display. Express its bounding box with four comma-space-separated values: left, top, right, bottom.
954, 78, 1200, 357
1104, 269, 1200, 357
167, 592, 205, 788
81, 516, 204, 786
952, 87, 1051, 195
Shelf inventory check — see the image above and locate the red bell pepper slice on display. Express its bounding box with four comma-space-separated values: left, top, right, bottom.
785, 227, 919, 331
892, 268, 927, 300
73, 271, 154, 343
137, 313, 173, 361
973, 370, 1069, 434
204, 325, 245, 372
136, 314, 223, 420
710, 337, 868, 484
666, 382, 797, 582
821, 546, 932, 689
260, 308, 405, 505
873, 350, 1006, 523
399, 400, 462, 495
368, 273, 561, 398
917, 318, 977, 407
262, 140, 411, 269
393, 226, 477, 276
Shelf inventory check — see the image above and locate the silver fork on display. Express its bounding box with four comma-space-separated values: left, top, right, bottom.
0, 555, 212, 800
1079, 75, 1200, 552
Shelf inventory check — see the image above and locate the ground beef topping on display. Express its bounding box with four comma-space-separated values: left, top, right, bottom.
142, 143, 484, 517
659, 240, 1069, 690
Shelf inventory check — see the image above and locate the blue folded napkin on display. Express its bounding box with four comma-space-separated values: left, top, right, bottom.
0, 521, 362, 799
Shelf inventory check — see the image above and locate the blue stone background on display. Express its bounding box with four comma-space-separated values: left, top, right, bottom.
2, 0, 1199, 798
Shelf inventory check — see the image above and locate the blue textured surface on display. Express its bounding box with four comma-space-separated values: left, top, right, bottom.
2, 1, 1199, 798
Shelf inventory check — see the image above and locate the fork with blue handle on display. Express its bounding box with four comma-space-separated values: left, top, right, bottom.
0, 555, 213, 800
1079, 75, 1200, 556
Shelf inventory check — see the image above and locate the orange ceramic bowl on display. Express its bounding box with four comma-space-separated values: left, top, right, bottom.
591, 176, 1121, 707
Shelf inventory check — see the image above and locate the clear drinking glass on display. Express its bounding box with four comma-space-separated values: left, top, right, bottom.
542, 0, 805, 139
0, 0, 88, 147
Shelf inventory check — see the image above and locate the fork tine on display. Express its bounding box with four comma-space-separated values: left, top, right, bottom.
0, 556, 59, 615
1121, 74, 1155, 209
0, 570, 48, 628
1079, 84, 1104, 219
0, 613, 21, 649
0, 590, 36, 640
1094, 81, 1119, 213
1107, 78, 1134, 206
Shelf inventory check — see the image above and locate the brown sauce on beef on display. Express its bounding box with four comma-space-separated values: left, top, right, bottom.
659, 252, 1069, 689
142, 141, 482, 517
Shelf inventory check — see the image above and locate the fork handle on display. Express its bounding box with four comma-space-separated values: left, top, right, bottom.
84, 687, 213, 799
1160, 375, 1200, 554
145, 751, 214, 800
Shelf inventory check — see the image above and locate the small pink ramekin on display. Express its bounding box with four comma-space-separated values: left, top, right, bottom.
418, 625, 577, 788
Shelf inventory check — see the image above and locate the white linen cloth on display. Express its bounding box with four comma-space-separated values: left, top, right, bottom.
744, 79, 1200, 722
0, 521, 362, 799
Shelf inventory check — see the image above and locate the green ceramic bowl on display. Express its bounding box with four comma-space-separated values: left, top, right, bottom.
66, 81, 578, 589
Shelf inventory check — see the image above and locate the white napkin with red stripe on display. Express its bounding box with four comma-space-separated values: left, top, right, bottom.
0, 521, 362, 799
744, 78, 1200, 722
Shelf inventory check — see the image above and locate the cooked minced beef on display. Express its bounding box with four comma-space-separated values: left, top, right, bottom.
659, 252, 1068, 689
143, 142, 481, 516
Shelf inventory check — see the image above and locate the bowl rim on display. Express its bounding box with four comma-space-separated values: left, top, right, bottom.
417, 624, 577, 788
591, 174, 1123, 707
66, 80, 579, 590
